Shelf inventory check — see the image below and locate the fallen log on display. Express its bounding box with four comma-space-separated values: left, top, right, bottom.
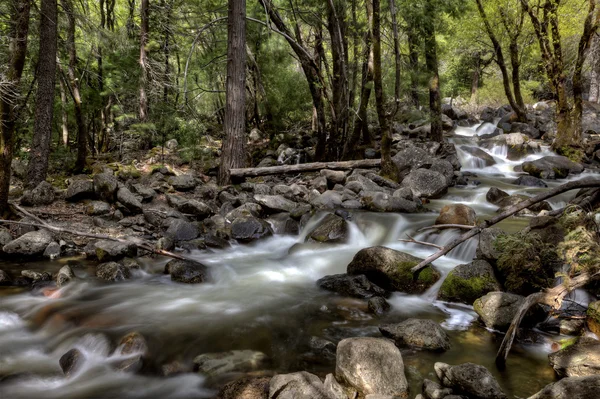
0, 203, 193, 262
495, 271, 600, 369
410, 177, 600, 275
229, 159, 381, 178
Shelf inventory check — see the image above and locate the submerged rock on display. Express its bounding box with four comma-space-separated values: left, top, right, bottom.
437, 260, 502, 304
316, 274, 389, 299
269, 371, 332, 399
231, 215, 273, 242
473, 292, 544, 331
166, 259, 209, 284
60, 348, 85, 377
335, 337, 408, 397
96, 262, 130, 282
380, 318, 451, 351
114, 332, 148, 372
194, 350, 268, 377
347, 246, 439, 294
218, 377, 270, 399
434, 362, 506, 399
56, 265, 75, 287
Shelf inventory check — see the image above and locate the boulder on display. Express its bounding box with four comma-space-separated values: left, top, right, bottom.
510, 122, 541, 139
306, 213, 349, 244
178, 199, 212, 218
86, 201, 112, 216
460, 146, 496, 167
131, 184, 156, 202
254, 194, 297, 213
476, 227, 505, 261
218, 377, 270, 399
116, 187, 143, 214
473, 292, 544, 331
434, 362, 506, 399
59, 348, 84, 377
311, 190, 343, 209
165, 139, 178, 149
435, 204, 476, 226
166, 259, 209, 284
194, 350, 268, 377
3, 229, 54, 256
20, 181, 55, 206
94, 240, 137, 262
225, 203, 263, 222
528, 376, 600, 399
548, 337, 600, 377
587, 301, 600, 336
321, 169, 347, 186
169, 174, 196, 191
347, 246, 440, 294
495, 194, 552, 215
512, 175, 547, 187
269, 371, 332, 399
361, 192, 419, 213
380, 319, 451, 351
346, 174, 384, 193
56, 265, 75, 287
43, 241, 61, 259
65, 179, 95, 201
423, 379, 453, 399
165, 219, 199, 241
438, 260, 502, 304
316, 274, 389, 299
0, 270, 13, 285
231, 215, 273, 242
481, 133, 538, 161
401, 169, 448, 199
94, 173, 119, 202
522, 156, 584, 179
335, 337, 408, 397
96, 262, 130, 282
485, 187, 509, 205
0, 227, 13, 248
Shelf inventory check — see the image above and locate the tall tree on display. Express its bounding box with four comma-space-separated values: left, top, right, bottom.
27, 0, 58, 188
589, 33, 600, 103
139, 0, 149, 123
389, 0, 401, 116
61, 0, 87, 172
372, 0, 396, 179
218, 0, 247, 185
474, 0, 527, 122
0, 0, 31, 214
423, 0, 443, 142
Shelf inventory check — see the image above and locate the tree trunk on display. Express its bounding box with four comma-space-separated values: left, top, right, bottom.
372, 0, 396, 179
230, 159, 381, 178
470, 55, 480, 104
343, 30, 373, 160
58, 73, 69, 147
27, 0, 58, 188
424, 0, 442, 142
389, 0, 401, 116
326, 0, 349, 160
139, 0, 149, 123
62, 0, 87, 173
589, 33, 600, 103
218, 0, 247, 185
476, 0, 527, 122
406, 24, 420, 108
0, 0, 31, 215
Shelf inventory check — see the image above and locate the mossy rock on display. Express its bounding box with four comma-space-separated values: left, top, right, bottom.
587, 301, 600, 337
306, 213, 349, 244
347, 246, 440, 294
438, 260, 502, 304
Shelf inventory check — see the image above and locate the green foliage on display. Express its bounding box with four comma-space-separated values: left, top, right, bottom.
558, 209, 600, 274
494, 232, 558, 295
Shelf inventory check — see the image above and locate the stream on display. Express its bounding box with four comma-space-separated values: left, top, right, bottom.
0, 124, 596, 398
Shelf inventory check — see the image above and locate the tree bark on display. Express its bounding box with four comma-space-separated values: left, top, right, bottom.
139, 0, 149, 123
423, 0, 442, 142
589, 33, 600, 103
27, 0, 58, 188
406, 23, 420, 108
389, 0, 401, 116
230, 159, 381, 178
62, 0, 87, 173
58, 72, 69, 147
372, 0, 396, 179
218, 0, 247, 185
0, 0, 31, 215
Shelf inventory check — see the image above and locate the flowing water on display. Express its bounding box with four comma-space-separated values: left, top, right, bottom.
0, 125, 594, 398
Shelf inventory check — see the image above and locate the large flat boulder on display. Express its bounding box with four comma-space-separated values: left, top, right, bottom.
528, 376, 600, 399
548, 337, 600, 378
401, 169, 448, 199
3, 230, 54, 257
316, 274, 389, 299
522, 156, 584, 179
347, 246, 440, 294
336, 337, 408, 398
380, 319, 451, 351
434, 362, 506, 399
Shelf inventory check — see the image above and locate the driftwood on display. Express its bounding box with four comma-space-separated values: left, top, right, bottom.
495, 271, 600, 368
0, 203, 193, 262
410, 177, 600, 275
398, 234, 443, 249
417, 224, 475, 232
230, 159, 381, 178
